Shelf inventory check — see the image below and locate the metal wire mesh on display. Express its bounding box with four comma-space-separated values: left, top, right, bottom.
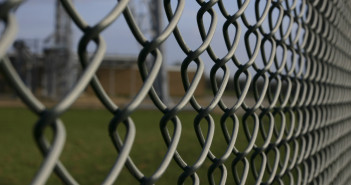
1, 0, 351, 184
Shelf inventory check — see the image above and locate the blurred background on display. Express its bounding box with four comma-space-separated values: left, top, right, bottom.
0, 1, 267, 184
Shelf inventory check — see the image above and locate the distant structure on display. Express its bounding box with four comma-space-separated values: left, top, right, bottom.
11, 39, 41, 94
43, 0, 77, 99
132, 0, 170, 104
2, 1, 174, 101
86, 55, 205, 98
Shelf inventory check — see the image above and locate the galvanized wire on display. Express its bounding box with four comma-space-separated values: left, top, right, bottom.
1, 0, 351, 184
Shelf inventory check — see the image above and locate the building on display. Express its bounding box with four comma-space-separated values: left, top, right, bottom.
86, 55, 205, 97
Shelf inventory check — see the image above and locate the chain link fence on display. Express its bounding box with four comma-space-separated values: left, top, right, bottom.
1, 0, 351, 184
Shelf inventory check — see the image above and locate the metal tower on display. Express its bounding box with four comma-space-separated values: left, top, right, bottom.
132, 0, 170, 105
44, 0, 76, 99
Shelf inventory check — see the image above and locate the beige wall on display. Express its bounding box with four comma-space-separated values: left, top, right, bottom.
86, 66, 205, 97
168, 70, 204, 97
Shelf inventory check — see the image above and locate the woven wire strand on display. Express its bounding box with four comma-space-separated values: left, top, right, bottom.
1, 0, 351, 184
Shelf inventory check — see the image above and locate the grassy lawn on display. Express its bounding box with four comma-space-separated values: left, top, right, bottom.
0, 107, 262, 185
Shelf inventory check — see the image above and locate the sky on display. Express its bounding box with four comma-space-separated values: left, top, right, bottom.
13, 0, 271, 75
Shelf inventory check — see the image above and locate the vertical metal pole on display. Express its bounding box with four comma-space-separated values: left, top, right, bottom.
49, 0, 75, 99
151, 0, 170, 105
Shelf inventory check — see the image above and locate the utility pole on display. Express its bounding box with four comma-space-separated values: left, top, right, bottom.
133, 0, 170, 105
149, 0, 170, 104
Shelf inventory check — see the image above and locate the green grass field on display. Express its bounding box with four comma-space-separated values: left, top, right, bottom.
0, 107, 265, 185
